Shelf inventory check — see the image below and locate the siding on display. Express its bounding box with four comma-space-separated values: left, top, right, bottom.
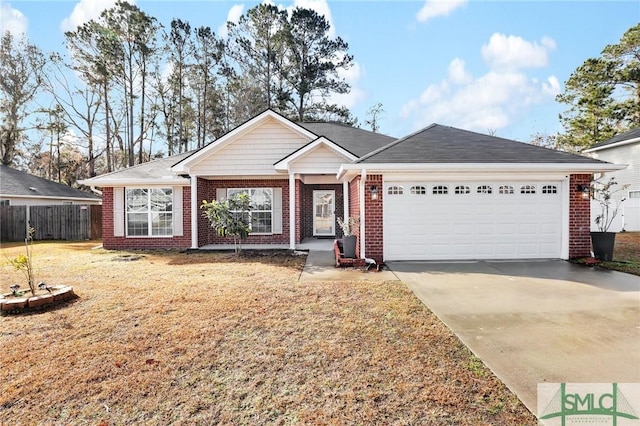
289, 145, 347, 174
190, 118, 310, 176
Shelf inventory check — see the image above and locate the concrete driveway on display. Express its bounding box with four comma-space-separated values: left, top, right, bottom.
389, 260, 640, 416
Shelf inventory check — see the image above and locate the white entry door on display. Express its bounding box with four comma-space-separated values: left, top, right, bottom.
313, 190, 335, 236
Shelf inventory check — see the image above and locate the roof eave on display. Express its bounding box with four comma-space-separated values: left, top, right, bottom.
338, 162, 627, 175
77, 178, 191, 187
583, 137, 640, 153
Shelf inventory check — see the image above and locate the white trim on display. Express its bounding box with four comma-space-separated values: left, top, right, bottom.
312, 190, 336, 236
299, 175, 341, 185
337, 162, 626, 180
274, 137, 358, 171
77, 178, 190, 187
172, 110, 316, 173
583, 137, 640, 153
560, 178, 570, 259
359, 171, 366, 258
0, 194, 101, 203
289, 173, 295, 250
343, 181, 349, 228
191, 175, 198, 249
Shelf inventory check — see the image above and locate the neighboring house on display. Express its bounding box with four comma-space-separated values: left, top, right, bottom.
583, 128, 640, 232
0, 165, 101, 206
79, 110, 623, 262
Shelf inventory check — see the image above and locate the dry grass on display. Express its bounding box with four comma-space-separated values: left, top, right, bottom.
1, 241, 536, 425
601, 231, 640, 275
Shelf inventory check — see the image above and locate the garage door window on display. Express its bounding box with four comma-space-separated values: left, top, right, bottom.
388, 185, 404, 195
455, 185, 470, 194
432, 185, 448, 195
410, 185, 426, 195
477, 185, 492, 194
520, 185, 536, 194
499, 185, 514, 194
542, 185, 558, 194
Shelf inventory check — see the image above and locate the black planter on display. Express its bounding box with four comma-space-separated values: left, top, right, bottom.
342, 235, 357, 258
591, 232, 616, 261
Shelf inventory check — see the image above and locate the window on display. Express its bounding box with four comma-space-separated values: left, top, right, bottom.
432, 185, 448, 195
227, 188, 273, 234
410, 185, 426, 195
0, 200, 9, 206
629, 190, 640, 199
477, 185, 492, 194
499, 185, 514, 194
520, 185, 536, 194
126, 188, 173, 236
388, 185, 404, 195
542, 185, 558, 194
454, 185, 470, 194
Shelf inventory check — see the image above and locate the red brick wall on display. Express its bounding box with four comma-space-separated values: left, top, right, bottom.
102, 186, 192, 250
569, 173, 593, 258
363, 175, 383, 263
348, 177, 361, 257
198, 179, 291, 245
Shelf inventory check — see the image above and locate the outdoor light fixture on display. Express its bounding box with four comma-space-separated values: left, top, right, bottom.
577, 184, 590, 200
370, 185, 379, 200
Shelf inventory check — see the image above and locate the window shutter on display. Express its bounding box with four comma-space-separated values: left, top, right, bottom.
272, 187, 282, 234
113, 187, 125, 237
173, 186, 183, 236
216, 188, 226, 201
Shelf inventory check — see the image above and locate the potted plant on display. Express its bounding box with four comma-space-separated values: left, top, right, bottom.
590, 176, 629, 261
337, 216, 360, 259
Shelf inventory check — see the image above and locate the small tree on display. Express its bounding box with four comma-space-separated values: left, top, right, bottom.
201, 192, 252, 254
591, 176, 630, 232
9, 227, 36, 296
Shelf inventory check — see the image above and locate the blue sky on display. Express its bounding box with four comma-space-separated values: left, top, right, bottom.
1, 0, 639, 143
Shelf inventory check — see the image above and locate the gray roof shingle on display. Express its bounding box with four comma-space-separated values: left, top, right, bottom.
359, 124, 609, 164
296, 122, 396, 157
0, 165, 101, 200
587, 127, 640, 150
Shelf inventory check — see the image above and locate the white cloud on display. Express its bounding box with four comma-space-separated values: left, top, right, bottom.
416, 0, 467, 23
330, 61, 366, 109
400, 34, 560, 134
0, 3, 28, 35
481, 33, 556, 71
60, 0, 121, 32
218, 4, 244, 39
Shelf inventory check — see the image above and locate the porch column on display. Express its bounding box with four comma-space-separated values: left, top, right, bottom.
190, 175, 198, 249
289, 173, 296, 250
359, 170, 366, 258
343, 181, 349, 223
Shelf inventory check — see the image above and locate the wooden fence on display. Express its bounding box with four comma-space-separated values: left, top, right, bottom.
0, 204, 102, 242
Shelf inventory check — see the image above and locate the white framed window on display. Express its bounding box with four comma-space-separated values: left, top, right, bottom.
499, 185, 514, 194
542, 185, 558, 194
432, 185, 448, 195
227, 188, 273, 234
454, 185, 470, 194
410, 185, 426, 195
477, 185, 492, 194
0, 199, 9, 206
126, 188, 173, 236
388, 185, 404, 195
628, 190, 640, 199
520, 185, 536, 194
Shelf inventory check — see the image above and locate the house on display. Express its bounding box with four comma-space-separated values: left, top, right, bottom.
0, 165, 101, 206
79, 110, 624, 262
583, 128, 640, 232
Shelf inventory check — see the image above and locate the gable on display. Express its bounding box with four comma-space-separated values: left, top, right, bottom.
283, 142, 356, 174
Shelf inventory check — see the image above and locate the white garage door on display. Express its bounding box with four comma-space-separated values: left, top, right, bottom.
384, 181, 563, 260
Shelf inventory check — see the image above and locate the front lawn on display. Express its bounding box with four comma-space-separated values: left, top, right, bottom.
599, 231, 640, 275
1, 242, 536, 424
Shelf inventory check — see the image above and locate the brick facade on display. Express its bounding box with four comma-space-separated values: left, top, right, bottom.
363, 174, 384, 263
102, 186, 192, 250
569, 173, 593, 258
348, 177, 361, 257
300, 184, 344, 239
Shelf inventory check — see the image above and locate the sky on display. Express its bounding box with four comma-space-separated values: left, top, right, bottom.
1, 0, 639, 143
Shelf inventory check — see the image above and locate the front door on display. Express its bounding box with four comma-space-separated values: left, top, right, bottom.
313, 190, 335, 236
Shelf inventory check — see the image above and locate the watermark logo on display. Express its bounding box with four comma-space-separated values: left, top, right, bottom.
538, 383, 640, 425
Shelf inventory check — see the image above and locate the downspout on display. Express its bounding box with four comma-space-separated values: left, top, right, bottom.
89, 186, 103, 196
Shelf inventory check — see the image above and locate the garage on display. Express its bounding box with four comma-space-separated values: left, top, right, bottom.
383, 181, 564, 261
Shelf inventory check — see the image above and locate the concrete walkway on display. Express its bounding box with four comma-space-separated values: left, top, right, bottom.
389, 260, 640, 416
299, 250, 399, 282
